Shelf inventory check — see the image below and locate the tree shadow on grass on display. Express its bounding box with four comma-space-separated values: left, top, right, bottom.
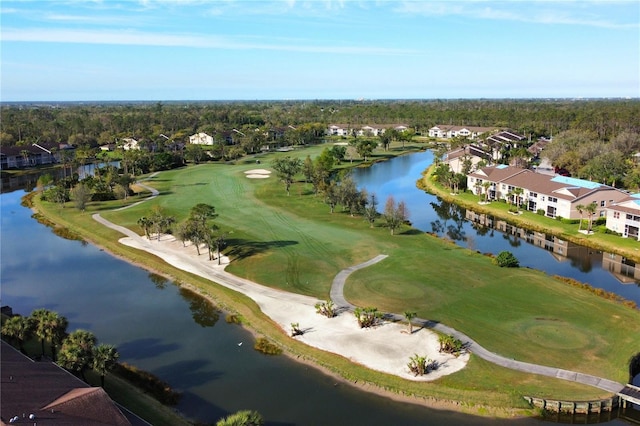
225, 238, 298, 260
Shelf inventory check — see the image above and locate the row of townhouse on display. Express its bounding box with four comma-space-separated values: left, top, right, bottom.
0, 142, 69, 169
466, 165, 640, 240
428, 125, 495, 139
327, 124, 409, 137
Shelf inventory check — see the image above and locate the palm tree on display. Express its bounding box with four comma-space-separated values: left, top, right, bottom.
404, 311, 417, 334
585, 202, 598, 234
92, 344, 119, 387
31, 308, 51, 356
575, 204, 585, 231
137, 216, 152, 239
47, 312, 69, 362
58, 330, 96, 381
482, 181, 491, 202
474, 180, 482, 201
512, 187, 524, 211
1, 316, 33, 354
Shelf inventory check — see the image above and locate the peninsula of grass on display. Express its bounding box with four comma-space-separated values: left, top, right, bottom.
31, 143, 640, 418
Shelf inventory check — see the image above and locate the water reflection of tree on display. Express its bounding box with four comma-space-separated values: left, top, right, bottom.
179, 287, 220, 328
502, 232, 521, 248
472, 222, 492, 237
148, 273, 169, 289
430, 198, 466, 242
568, 253, 593, 273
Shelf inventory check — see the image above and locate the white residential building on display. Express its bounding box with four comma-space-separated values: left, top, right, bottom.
189, 132, 214, 145
467, 165, 628, 220
428, 125, 494, 139
605, 195, 640, 240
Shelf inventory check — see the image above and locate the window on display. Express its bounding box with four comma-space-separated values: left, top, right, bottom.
529, 192, 538, 198
614, 212, 620, 219
548, 197, 557, 203
600, 200, 605, 207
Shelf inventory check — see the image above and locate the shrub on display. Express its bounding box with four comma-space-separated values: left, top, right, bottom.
354, 307, 382, 328
113, 362, 181, 405
438, 334, 464, 357
315, 300, 336, 318
254, 337, 282, 355
225, 314, 242, 324
536, 209, 545, 215
493, 251, 520, 267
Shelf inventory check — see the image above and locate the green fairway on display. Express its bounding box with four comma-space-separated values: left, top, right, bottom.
35, 144, 640, 414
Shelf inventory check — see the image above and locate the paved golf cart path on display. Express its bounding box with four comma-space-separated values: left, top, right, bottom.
93, 176, 625, 394
332, 255, 625, 394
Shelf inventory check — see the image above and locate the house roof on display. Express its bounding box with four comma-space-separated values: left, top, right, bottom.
0, 142, 69, 158
608, 196, 640, 214
469, 165, 529, 182
485, 130, 525, 145
0, 340, 142, 426
430, 125, 495, 133
444, 145, 491, 162
469, 165, 625, 202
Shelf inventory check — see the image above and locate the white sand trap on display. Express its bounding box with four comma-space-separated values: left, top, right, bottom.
118, 233, 469, 382
245, 169, 272, 178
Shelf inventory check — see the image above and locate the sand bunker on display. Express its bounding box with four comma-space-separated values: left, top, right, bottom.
245, 169, 272, 179
118, 233, 469, 382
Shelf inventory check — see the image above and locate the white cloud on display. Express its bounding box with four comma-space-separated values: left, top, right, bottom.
394, 1, 639, 29
2, 27, 417, 55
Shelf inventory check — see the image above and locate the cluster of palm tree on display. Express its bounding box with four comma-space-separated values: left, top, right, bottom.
1, 308, 119, 387
576, 202, 598, 233
173, 203, 228, 264
137, 206, 176, 241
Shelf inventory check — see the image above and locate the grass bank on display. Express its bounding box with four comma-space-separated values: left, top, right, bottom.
31, 143, 640, 418
417, 164, 640, 264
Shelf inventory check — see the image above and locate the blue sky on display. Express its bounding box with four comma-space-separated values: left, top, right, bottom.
1, 0, 639, 101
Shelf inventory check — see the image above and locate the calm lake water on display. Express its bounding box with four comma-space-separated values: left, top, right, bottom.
1, 151, 634, 425
351, 150, 640, 305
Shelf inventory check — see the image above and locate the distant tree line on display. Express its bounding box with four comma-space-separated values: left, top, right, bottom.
2, 99, 637, 149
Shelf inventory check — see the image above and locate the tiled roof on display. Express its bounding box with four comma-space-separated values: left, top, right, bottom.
469, 165, 624, 202
1, 340, 138, 426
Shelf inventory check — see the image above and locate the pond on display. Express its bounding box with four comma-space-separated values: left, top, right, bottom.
351, 150, 640, 306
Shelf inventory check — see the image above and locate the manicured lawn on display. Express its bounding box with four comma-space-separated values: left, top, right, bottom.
32, 144, 640, 415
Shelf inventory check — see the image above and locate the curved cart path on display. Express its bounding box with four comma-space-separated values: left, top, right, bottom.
331, 255, 625, 394
93, 176, 624, 394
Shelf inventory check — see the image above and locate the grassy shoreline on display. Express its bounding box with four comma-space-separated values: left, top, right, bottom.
27, 144, 640, 421
417, 163, 640, 264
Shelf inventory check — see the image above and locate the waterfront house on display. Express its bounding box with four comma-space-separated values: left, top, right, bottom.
328, 124, 409, 137
0, 142, 66, 169
605, 194, 640, 240
443, 145, 491, 174
428, 125, 494, 139
467, 165, 628, 219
